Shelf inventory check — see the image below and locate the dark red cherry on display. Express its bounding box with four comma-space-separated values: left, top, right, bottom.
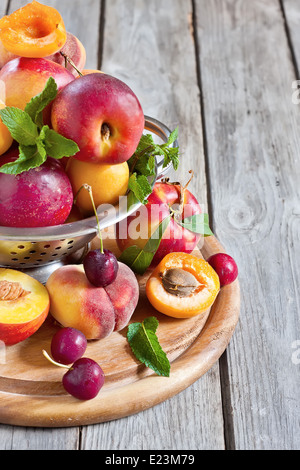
62, 357, 105, 400
51, 327, 87, 365
83, 248, 118, 287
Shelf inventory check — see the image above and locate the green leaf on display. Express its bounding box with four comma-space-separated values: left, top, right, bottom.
118, 215, 171, 274
126, 129, 180, 204
128, 173, 153, 205
25, 76, 58, 128
41, 126, 79, 159
179, 213, 214, 236
127, 317, 170, 377
0, 107, 38, 146
0, 143, 47, 175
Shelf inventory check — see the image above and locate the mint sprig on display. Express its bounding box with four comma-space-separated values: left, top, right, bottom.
0, 77, 79, 175
127, 128, 179, 204
127, 316, 170, 377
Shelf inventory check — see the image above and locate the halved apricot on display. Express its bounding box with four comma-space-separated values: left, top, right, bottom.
146, 252, 220, 318
0, 1, 67, 58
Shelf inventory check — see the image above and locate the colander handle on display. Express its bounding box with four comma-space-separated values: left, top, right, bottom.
144, 115, 178, 180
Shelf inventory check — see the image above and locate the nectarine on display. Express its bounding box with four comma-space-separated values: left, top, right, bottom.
51, 73, 145, 164
0, 57, 74, 111
116, 181, 202, 267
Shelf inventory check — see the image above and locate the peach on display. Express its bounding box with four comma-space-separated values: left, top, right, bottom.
46, 262, 139, 340
0, 268, 50, 345
66, 157, 129, 214
0, 56, 74, 111
45, 32, 86, 77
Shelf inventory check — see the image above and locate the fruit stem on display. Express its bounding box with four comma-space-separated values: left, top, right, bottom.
60, 51, 83, 77
42, 350, 71, 369
74, 184, 104, 254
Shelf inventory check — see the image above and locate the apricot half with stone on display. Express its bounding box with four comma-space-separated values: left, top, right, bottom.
0, 268, 50, 345
0, 1, 67, 58
146, 252, 220, 318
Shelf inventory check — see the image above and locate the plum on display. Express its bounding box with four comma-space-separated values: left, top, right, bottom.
0, 148, 73, 227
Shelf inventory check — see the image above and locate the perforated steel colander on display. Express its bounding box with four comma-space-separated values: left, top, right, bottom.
0, 116, 176, 283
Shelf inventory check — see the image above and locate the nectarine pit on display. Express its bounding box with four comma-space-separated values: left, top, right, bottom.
0, 280, 30, 301
161, 268, 199, 297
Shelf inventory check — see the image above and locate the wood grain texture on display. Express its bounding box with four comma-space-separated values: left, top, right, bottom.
0, 236, 239, 429
194, 0, 300, 450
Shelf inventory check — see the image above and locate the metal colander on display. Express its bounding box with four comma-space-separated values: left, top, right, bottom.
0, 116, 175, 283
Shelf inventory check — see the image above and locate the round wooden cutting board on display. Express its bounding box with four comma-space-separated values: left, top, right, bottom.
0, 235, 240, 427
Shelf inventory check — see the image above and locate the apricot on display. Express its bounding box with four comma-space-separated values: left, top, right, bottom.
0, 100, 13, 155
0, 268, 49, 345
66, 157, 129, 214
46, 262, 139, 340
146, 252, 220, 318
0, 1, 67, 58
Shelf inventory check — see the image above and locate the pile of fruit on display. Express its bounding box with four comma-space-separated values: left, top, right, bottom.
0, 2, 238, 400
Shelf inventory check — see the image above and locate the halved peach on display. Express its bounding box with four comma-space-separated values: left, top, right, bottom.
146, 252, 220, 318
0, 268, 50, 345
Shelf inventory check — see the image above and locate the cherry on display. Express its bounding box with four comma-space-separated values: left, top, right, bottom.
83, 248, 118, 287
76, 183, 119, 287
51, 327, 87, 365
43, 350, 105, 400
207, 252, 238, 286
63, 357, 105, 400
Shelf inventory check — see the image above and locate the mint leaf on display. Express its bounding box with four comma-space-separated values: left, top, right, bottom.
128, 173, 153, 205
41, 126, 79, 159
179, 213, 214, 236
25, 77, 58, 128
126, 129, 180, 204
0, 79, 79, 175
0, 143, 47, 175
118, 215, 171, 274
0, 107, 38, 145
127, 317, 170, 377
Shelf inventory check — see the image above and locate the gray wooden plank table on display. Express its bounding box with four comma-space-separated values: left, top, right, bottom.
0, 0, 299, 450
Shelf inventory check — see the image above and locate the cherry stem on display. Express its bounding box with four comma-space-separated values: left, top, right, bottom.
42, 350, 71, 370
74, 184, 104, 254
60, 51, 83, 77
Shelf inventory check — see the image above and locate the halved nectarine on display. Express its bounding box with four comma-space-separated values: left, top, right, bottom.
0, 1, 67, 58
146, 252, 220, 318
0, 268, 50, 345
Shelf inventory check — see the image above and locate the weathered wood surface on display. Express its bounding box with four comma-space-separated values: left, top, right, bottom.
0, 0, 299, 450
